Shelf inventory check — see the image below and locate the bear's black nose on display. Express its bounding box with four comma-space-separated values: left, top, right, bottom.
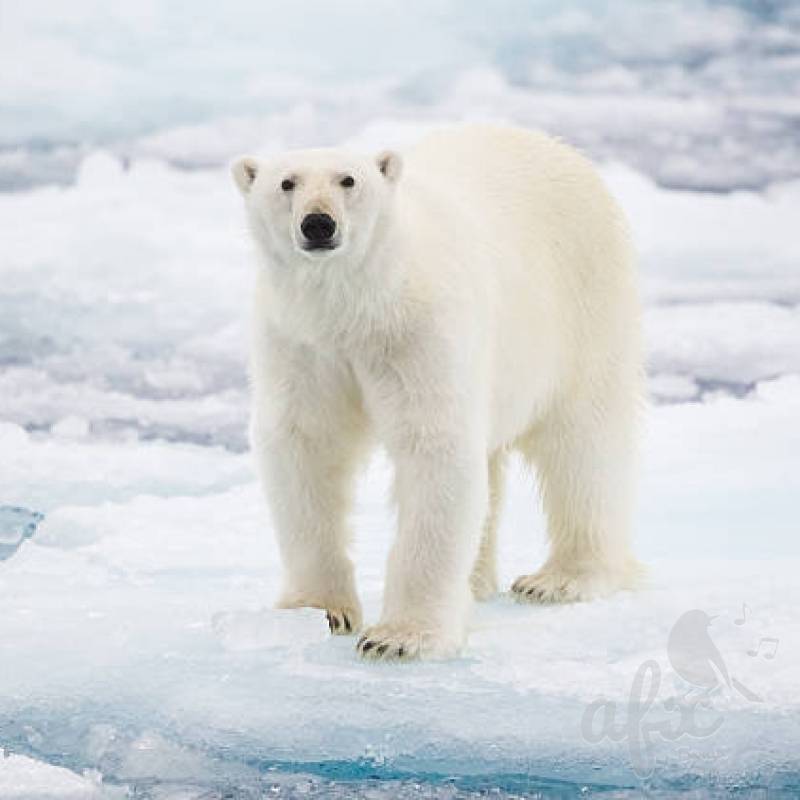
301, 213, 337, 245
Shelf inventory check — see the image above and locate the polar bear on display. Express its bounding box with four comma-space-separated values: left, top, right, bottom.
232, 124, 642, 661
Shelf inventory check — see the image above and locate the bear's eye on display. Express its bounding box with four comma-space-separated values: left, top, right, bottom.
340, 175, 355, 188
280, 178, 295, 192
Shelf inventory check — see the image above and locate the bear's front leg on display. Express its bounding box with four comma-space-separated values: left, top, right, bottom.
252, 339, 368, 636
357, 432, 488, 661
255, 421, 366, 634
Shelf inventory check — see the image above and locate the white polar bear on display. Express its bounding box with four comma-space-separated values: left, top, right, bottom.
232, 124, 642, 661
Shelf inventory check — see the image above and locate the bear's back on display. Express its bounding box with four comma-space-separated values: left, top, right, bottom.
402, 124, 631, 290
404, 124, 598, 206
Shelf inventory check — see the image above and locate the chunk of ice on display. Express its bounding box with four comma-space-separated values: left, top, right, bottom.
0, 505, 44, 560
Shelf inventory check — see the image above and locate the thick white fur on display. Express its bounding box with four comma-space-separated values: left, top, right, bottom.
232, 124, 643, 661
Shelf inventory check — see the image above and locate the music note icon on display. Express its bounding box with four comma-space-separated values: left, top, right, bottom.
747, 637, 779, 660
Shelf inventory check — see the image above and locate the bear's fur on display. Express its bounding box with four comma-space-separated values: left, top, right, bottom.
232, 124, 642, 660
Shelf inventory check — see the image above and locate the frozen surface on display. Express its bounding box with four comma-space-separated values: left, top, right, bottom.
1, 139, 799, 800
2, 1, 800, 192
2, 1, 800, 796
0, 751, 110, 800
0, 391, 799, 797
2, 155, 799, 442
0, 506, 44, 560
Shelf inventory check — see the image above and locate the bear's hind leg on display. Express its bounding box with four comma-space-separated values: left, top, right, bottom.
470, 450, 506, 601
512, 390, 642, 604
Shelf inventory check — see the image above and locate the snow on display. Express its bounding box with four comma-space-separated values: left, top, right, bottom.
1, 164, 799, 789
2, 154, 799, 441
1, 1, 799, 796
645, 302, 800, 387
0, 751, 108, 800
0, 393, 799, 795
3, 1, 800, 192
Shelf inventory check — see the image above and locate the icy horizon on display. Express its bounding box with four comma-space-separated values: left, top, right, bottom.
2, 0, 800, 192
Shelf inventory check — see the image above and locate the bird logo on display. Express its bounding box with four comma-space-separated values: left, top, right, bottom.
667, 609, 762, 703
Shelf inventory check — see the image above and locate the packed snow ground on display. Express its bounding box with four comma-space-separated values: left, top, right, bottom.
1, 392, 799, 798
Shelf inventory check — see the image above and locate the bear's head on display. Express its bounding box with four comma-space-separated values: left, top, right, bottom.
232, 148, 402, 270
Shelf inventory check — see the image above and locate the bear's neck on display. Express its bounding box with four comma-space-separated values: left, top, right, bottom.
259, 225, 421, 354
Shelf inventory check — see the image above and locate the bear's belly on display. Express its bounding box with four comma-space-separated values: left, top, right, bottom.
482, 276, 568, 450
488, 349, 558, 451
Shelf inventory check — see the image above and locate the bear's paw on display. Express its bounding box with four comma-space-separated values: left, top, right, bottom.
510, 564, 639, 604
325, 606, 361, 635
356, 622, 460, 661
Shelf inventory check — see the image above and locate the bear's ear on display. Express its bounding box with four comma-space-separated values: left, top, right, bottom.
375, 150, 403, 183
231, 156, 259, 193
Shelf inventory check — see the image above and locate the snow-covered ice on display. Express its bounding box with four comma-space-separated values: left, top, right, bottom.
3, 1, 800, 192
1, 391, 799, 797
2, 1, 799, 797
2, 155, 799, 442
0, 751, 110, 800
1, 170, 799, 789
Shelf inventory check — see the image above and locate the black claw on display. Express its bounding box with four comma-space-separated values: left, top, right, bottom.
357, 635, 367, 649
362, 641, 375, 653
376, 643, 388, 656
397, 646, 405, 658
329, 613, 340, 631
342, 612, 351, 632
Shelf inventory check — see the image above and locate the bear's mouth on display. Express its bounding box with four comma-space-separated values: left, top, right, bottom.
301, 240, 340, 253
